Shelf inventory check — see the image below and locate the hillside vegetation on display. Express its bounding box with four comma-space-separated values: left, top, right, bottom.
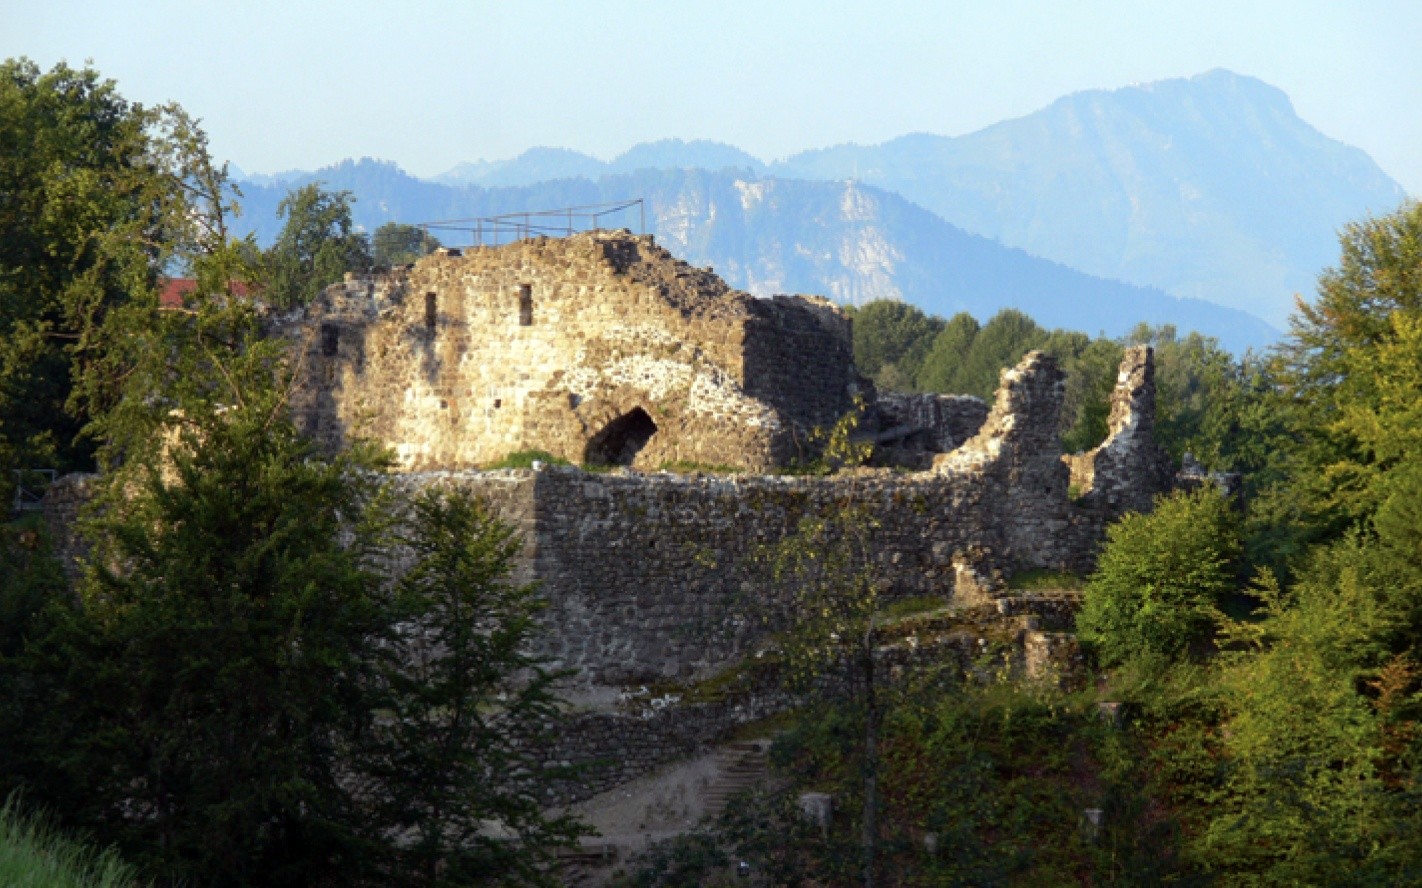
5, 56, 1422, 886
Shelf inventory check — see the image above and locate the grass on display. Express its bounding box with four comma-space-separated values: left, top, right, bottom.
484, 449, 570, 470
1007, 569, 1087, 592
0, 796, 142, 888
879, 593, 952, 622
657, 460, 744, 475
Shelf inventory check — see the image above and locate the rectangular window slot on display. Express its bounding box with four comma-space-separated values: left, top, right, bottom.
425, 292, 437, 331
493, 398, 502, 409
518, 284, 533, 326
320, 323, 339, 356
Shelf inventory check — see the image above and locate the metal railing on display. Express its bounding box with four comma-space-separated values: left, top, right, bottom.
11, 468, 56, 513
416, 199, 645, 248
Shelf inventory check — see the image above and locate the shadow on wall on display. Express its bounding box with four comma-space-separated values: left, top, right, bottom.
584, 407, 658, 466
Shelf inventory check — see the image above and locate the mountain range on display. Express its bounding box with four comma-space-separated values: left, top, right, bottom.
229, 69, 1410, 350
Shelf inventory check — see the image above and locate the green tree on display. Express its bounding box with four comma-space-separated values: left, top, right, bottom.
1055, 335, 1122, 453
850, 300, 943, 389
1198, 538, 1413, 884
364, 487, 584, 886
0, 59, 220, 496
759, 415, 892, 888
914, 311, 980, 394
1077, 487, 1242, 668
1273, 199, 1422, 539
371, 222, 440, 268
265, 184, 371, 308
56, 306, 394, 886
920, 309, 1046, 399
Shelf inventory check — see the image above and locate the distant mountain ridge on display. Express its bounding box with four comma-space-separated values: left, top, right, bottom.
431, 139, 766, 187
772, 70, 1406, 326
231, 159, 1277, 352
228, 69, 1399, 344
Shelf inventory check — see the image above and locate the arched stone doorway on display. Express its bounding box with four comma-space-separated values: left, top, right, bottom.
584, 407, 658, 466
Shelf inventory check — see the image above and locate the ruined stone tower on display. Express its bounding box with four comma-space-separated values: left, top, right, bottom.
272, 231, 860, 472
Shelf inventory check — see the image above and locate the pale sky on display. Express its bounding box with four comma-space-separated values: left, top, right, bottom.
4, 0, 1419, 193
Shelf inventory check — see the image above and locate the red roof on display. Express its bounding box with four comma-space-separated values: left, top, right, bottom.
158, 278, 254, 308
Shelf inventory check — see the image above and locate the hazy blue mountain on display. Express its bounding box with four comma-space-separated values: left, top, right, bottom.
431, 139, 765, 186
609, 139, 765, 174
230, 164, 311, 188
431, 147, 605, 186
232, 158, 1276, 352
773, 69, 1408, 327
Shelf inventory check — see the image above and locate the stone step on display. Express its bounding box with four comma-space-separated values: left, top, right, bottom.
704, 741, 771, 819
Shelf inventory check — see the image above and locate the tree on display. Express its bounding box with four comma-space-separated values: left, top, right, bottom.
265, 184, 371, 308
1198, 537, 1411, 884
56, 305, 394, 886
850, 300, 942, 389
1054, 334, 1122, 453
914, 311, 980, 394
363, 487, 584, 886
0, 58, 215, 496
1273, 199, 1422, 538
1077, 487, 1242, 668
765, 502, 887, 888
371, 222, 440, 268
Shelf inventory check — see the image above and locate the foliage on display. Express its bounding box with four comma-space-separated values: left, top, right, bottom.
52, 327, 392, 885
0, 796, 141, 888
362, 487, 585, 886
1191, 539, 1413, 884
1272, 199, 1422, 539
1055, 335, 1122, 453
370, 222, 440, 268
784, 396, 874, 475
0, 58, 236, 498
1077, 487, 1242, 668
486, 449, 571, 470
757, 482, 889, 885
1004, 569, 1085, 592
849, 301, 943, 389
655, 460, 744, 474
264, 184, 371, 308
611, 831, 732, 887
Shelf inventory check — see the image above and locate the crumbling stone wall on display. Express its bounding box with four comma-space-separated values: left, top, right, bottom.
38, 345, 1181, 805
395, 349, 1143, 688
272, 232, 859, 472
873, 391, 990, 454
1066, 345, 1174, 515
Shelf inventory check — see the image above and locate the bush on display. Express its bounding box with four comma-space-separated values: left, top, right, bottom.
1077, 487, 1242, 668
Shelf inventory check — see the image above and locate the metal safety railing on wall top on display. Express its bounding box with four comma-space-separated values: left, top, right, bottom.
416, 199, 645, 248
11, 468, 56, 514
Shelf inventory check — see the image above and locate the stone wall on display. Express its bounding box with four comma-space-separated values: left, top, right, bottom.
396, 350, 1138, 688
1066, 345, 1174, 514
38, 330, 1179, 807
874, 391, 990, 454
272, 231, 859, 473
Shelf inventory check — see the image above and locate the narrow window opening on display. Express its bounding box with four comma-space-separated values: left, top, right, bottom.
320, 323, 339, 356
425, 292, 437, 331
493, 398, 502, 409
518, 284, 533, 326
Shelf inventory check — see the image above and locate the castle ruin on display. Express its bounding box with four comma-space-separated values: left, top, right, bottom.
45, 228, 1181, 804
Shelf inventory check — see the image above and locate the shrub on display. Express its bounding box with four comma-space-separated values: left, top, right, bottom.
1077, 487, 1242, 668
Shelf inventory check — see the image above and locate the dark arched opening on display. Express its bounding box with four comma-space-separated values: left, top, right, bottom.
584, 407, 658, 466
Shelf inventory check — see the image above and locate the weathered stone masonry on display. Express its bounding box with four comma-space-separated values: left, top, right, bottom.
42, 230, 1181, 803
400, 345, 1163, 689
274, 231, 859, 472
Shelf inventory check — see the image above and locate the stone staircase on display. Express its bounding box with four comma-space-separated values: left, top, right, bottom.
703, 740, 772, 820
554, 840, 619, 886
